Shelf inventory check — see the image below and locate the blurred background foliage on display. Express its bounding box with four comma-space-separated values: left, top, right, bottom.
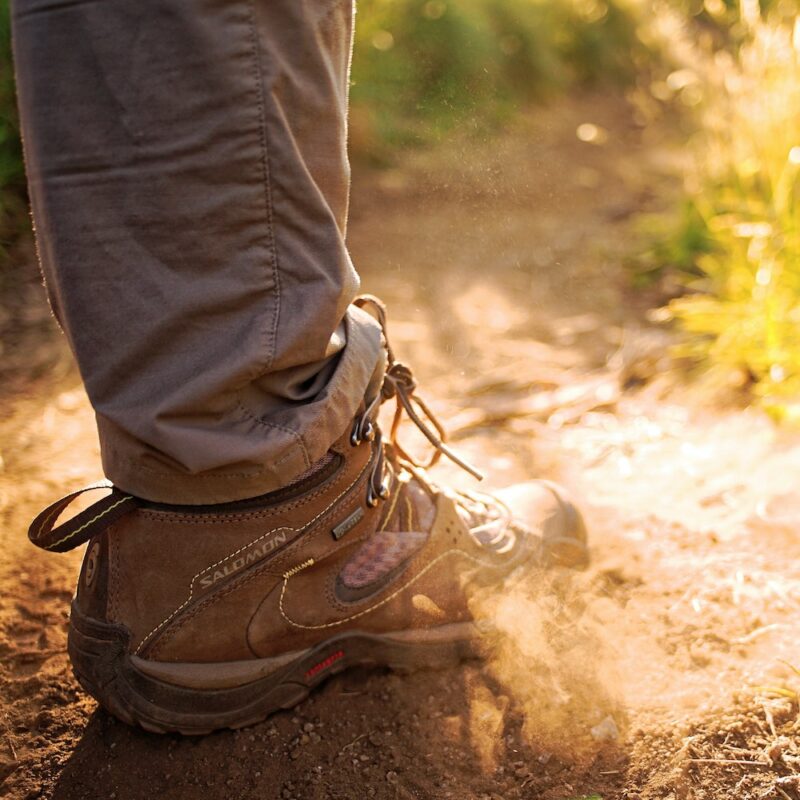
658, 4, 800, 417
3, 0, 800, 414
349, 0, 651, 158
0, 0, 26, 279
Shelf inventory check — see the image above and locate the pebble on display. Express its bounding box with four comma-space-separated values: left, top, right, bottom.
590, 715, 619, 742
768, 737, 791, 763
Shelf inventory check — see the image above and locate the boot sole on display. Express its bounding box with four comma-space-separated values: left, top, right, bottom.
67, 601, 481, 735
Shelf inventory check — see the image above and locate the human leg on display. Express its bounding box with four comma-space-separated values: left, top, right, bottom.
12, 0, 382, 504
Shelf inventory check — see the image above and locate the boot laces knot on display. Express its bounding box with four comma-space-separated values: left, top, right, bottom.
351, 295, 484, 507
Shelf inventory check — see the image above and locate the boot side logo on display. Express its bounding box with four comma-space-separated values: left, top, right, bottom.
197, 528, 290, 593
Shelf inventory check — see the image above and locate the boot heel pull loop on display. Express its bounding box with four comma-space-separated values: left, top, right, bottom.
28, 481, 138, 553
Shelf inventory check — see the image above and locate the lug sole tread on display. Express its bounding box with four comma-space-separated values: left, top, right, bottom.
68, 606, 478, 735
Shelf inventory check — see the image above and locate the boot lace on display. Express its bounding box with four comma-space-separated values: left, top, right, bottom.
351, 295, 484, 507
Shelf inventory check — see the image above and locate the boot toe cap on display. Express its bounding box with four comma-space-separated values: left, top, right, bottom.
495, 480, 589, 569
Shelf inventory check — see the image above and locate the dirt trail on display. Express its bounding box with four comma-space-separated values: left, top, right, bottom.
3, 92, 800, 800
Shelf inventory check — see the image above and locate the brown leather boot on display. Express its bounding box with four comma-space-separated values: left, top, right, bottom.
29, 297, 588, 734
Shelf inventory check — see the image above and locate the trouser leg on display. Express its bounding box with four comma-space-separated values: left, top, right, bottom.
11, 0, 383, 503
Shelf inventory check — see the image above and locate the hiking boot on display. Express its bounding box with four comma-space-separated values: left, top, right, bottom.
29, 296, 588, 735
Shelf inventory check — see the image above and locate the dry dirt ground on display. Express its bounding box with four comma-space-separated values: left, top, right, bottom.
3, 93, 800, 800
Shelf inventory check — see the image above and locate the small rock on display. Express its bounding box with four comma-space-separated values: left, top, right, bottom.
386, 771, 398, 784
591, 715, 619, 742
767, 737, 792, 764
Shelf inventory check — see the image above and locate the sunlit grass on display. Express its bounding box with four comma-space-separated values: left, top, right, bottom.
755, 659, 800, 701
659, 5, 800, 415
566, 795, 604, 800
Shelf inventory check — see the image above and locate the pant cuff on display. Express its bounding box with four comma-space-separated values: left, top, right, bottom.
98, 304, 384, 504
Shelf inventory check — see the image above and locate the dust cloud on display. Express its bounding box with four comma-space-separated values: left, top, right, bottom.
460, 404, 800, 777
467, 567, 629, 767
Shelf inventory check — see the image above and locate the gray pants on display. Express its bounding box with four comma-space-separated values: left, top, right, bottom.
11, 0, 383, 503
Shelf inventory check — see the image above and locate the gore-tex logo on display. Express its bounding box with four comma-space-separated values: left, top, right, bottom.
332, 507, 364, 541
197, 529, 289, 591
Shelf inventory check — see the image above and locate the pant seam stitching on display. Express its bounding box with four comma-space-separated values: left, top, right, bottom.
234, 401, 311, 470
247, 0, 281, 374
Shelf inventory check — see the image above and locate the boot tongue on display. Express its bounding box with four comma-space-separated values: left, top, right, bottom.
338, 476, 434, 592
382, 475, 436, 533
339, 527, 428, 590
